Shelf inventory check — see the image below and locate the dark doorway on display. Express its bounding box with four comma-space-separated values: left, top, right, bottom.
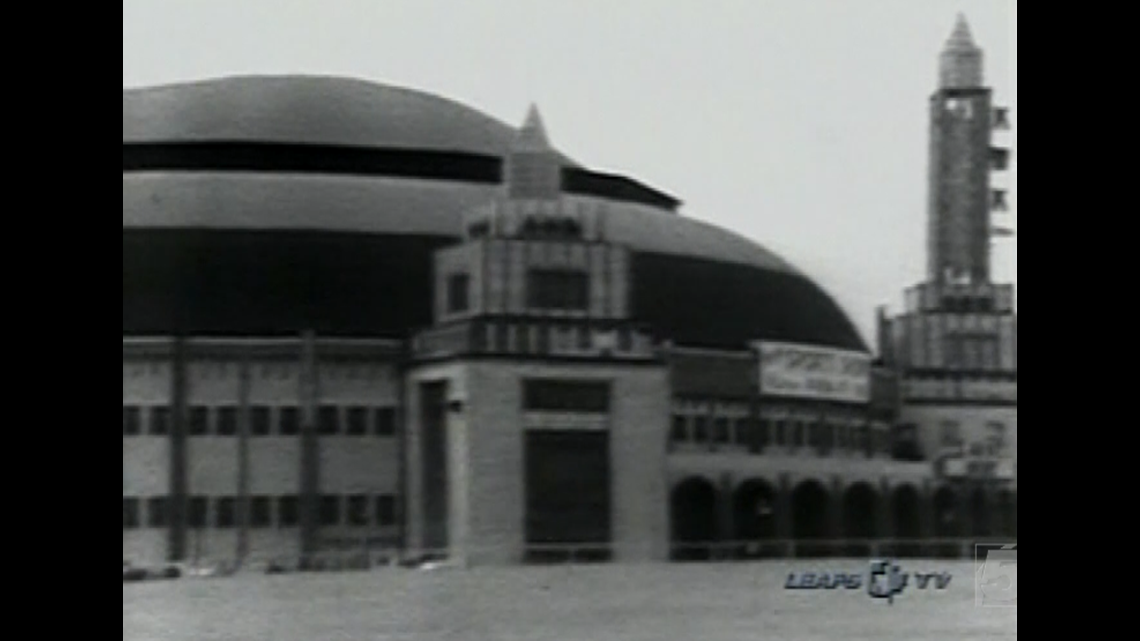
524, 430, 611, 563
892, 485, 921, 557
419, 381, 449, 556
933, 486, 959, 558
841, 482, 878, 557
670, 477, 718, 561
792, 480, 831, 558
732, 478, 778, 559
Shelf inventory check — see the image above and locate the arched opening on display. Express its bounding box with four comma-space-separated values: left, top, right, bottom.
971, 488, 992, 539
732, 478, 778, 559
892, 485, 921, 557
792, 480, 832, 558
670, 477, 719, 561
842, 482, 879, 557
933, 486, 959, 558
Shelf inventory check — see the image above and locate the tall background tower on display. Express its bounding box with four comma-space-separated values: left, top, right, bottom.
877, 15, 1016, 539
928, 15, 997, 286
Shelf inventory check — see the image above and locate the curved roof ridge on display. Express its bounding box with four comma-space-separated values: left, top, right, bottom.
123, 74, 582, 165
124, 74, 499, 123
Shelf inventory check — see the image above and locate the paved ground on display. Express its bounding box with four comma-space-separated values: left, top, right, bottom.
123, 560, 1016, 641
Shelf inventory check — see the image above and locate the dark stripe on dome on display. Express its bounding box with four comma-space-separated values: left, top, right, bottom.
123, 228, 451, 338
123, 142, 501, 184
630, 252, 867, 352
124, 228, 865, 353
122, 142, 680, 210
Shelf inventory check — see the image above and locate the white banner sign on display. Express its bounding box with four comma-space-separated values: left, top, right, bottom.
754, 341, 871, 403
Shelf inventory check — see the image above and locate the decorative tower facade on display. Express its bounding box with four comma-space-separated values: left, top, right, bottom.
878, 16, 1017, 535
403, 106, 669, 566
928, 16, 994, 286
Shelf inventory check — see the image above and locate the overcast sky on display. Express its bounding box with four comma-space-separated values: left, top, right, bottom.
123, 0, 1016, 348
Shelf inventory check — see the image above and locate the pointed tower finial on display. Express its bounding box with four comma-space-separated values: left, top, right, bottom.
938, 14, 983, 88
505, 102, 561, 200
946, 13, 976, 51
514, 103, 551, 152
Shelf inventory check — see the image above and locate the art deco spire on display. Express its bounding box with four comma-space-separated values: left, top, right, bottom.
939, 14, 983, 89
513, 104, 551, 152
945, 13, 977, 51
506, 103, 561, 199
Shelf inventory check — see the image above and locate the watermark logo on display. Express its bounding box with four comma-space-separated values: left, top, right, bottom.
784, 559, 951, 604
867, 559, 907, 603
867, 559, 951, 604
975, 543, 1016, 607
784, 570, 864, 591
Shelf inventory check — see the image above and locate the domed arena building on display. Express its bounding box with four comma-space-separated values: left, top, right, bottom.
123, 73, 996, 569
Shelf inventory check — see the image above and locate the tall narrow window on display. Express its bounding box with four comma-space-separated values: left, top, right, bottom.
733, 417, 750, 446
251, 406, 271, 436
216, 406, 238, 436
447, 273, 470, 313
278, 496, 299, 527
755, 418, 770, 452
692, 415, 709, 443
346, 407, 368, 436
318, 405, 339, 436
713, 416, 730, 444
215, 497, 236, 528
123, 498, 140, 530
347, 494, 369, 526
860, 424, 874, 458
188, 496, 208, 528
147, 497, 168, 528
374, 407, 396, 436
279, 407, 300, 436
188, 406, 209, 436
820, 422, 834, 455
670, 414, 688, 443
123, 406, 141, 436
320, 495, 340, 526
150, 406, 170, 435
375, 495, 396, 526
250, 496, 272, 528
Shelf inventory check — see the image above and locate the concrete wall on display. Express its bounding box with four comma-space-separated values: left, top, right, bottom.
124, 347, 403, 565
405, 358, 669, 566
124, 358, 171, 565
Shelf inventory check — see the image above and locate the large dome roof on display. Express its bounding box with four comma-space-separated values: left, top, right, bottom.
124, 75, 571, 160
122, 76, 866, 352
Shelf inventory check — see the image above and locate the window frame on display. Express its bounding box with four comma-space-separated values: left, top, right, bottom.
447, 273, 471, 314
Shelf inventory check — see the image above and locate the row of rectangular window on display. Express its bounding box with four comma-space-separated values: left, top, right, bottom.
123, 405, 397, 437
527, 269, 591, 311
491, 324, 634, 355
939, 421, 1006, 454
446, 269, 592, 315
522, 379, 611, 413
669, 415, 886, 456
122, 494, 397, 530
